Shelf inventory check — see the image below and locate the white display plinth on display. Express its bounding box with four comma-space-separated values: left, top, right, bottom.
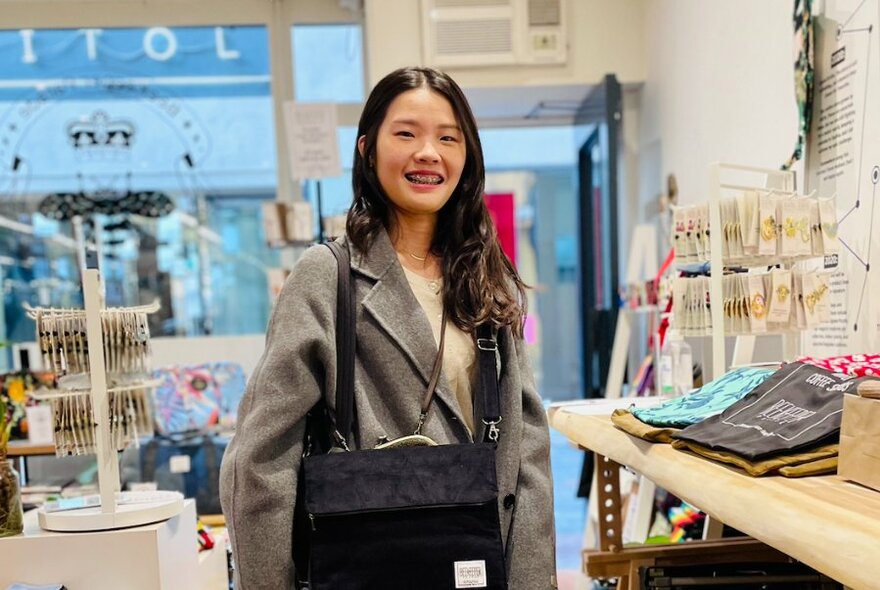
0, 499, 227, 590
37, 491, 184, 532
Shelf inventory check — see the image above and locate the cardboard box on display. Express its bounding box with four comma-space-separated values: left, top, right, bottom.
838, 394, 880, 492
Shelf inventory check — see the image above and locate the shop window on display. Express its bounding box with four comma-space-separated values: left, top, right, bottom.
292, 24, 365, 103
481, 126, 581, 402
0, 25, 277, 348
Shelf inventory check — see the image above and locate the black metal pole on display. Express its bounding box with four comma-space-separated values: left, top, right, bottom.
316, 179, 324, 242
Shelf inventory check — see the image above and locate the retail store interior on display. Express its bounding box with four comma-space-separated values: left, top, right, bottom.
1, 1, 879, 589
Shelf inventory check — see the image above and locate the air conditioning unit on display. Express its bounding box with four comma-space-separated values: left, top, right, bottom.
421, 0, 567, 68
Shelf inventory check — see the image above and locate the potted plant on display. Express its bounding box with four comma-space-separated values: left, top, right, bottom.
0, 395, 24, 537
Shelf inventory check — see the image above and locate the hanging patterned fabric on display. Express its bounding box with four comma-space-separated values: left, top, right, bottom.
783, 0, 814, 170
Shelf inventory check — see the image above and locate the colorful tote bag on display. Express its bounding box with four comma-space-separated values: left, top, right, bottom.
151, 362, 246, 435
632, 367, 774, 428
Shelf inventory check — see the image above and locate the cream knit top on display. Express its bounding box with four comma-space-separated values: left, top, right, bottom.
402, 266, 476, 434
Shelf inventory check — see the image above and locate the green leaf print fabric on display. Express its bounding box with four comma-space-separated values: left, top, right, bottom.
632, 367, 775, 428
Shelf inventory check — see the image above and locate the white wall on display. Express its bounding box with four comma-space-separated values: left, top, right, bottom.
633, 0, 800, 368
363, 0, 646, 88
637, 0, 801, 211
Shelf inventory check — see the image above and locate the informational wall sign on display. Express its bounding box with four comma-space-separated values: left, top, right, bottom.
283, 101, 341, 180
804, 0, 880, 356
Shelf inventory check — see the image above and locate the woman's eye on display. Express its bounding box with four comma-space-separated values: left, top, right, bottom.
395, 131, 414, 138
441, 136, 458, 142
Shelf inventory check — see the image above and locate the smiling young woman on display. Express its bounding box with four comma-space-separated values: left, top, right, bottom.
220, 67, 557, 589
357, 85, 467, 281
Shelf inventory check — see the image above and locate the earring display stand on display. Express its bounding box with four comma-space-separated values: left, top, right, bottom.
705, 163, 798, 380
32, 268, 183, 532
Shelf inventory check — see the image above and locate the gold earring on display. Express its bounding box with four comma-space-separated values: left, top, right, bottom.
800, 221, 811, 243
761, 216, 776, 241
751, 293, 767, 319
822, 221, 838, 239
805, 292, 817, 313
776, 284, 790, 303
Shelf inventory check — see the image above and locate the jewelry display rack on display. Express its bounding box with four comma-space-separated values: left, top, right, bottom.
690, 163, 799, 381
26, 267, 183, 532
712, 163, 796, 379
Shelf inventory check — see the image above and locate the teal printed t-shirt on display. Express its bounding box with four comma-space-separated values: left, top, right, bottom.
632, 367, 775, 428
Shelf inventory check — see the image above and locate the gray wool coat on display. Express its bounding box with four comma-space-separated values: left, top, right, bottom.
219, 228, 557, 589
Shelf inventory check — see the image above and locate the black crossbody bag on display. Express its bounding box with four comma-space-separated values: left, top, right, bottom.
292, 241, 507, 590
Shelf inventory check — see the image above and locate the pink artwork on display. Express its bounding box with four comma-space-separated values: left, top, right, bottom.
484, 192, 516, 267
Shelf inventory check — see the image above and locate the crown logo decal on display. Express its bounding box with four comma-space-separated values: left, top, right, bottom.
67, 111, 135, 160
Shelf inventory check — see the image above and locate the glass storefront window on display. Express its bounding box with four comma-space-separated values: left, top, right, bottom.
292, 24, 365, 103
0, 25, 277, 347
481, 126, 581, 401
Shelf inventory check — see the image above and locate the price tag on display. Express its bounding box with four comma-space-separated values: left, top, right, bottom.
25, 405, 54, 445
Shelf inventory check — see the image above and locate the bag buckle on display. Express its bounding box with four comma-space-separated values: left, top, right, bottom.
477, 338, 497, 351
414, 411, 428, 436
482, 417, 502, 442
331, 429, 351, 452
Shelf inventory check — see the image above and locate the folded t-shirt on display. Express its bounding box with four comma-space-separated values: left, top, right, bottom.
673, 362, 877, 461
632, 367, 774, 428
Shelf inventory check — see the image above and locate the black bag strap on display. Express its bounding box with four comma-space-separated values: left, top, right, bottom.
324, 241, 355, 448
476, 324, 502, 442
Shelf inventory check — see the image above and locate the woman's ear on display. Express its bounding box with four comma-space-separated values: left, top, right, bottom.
358, 135, 375, 168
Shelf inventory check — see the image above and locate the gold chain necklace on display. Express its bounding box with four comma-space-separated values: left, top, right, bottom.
407, 250, 428, 262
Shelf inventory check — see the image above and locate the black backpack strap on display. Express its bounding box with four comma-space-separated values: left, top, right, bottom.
141, 437, 160, 481
476, 324, 502, 443
201, 436, 220, 508
324, 241, 355, 449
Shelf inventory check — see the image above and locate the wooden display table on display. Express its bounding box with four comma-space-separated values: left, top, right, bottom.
6, 440, 57, 486
6, 440, 56, 457
548, 403, 880, 590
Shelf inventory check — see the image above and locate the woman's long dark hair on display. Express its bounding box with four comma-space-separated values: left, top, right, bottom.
347, 67, 527, 337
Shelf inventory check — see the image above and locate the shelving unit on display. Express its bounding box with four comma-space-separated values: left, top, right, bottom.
705, 163, 797, 380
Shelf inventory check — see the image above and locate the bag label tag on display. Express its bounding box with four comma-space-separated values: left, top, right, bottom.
454, 560, 487, 588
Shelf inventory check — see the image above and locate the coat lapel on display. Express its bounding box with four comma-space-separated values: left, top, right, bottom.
349, 229, 472, 433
